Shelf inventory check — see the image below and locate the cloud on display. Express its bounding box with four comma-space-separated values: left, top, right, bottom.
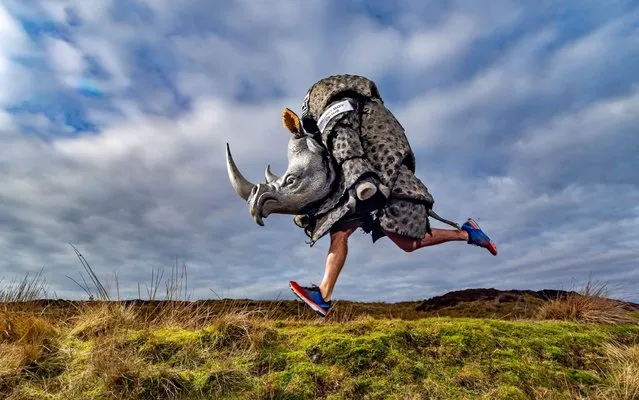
46, 38, 85, 88
511, 89, 639, 188
1, 0, 638, 303
0, 5, 35, 106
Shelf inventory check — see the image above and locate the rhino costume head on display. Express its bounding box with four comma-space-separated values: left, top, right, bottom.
226, 108, 337, 226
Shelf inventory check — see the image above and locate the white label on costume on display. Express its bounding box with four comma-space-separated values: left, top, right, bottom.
317, 100, 354, 133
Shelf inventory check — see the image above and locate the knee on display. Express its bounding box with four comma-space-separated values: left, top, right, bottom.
332, 231, 351, 244
393, 240, 415, 253
382, 230, 416, 252
329, 226, 358, 248
400, 244, 415, 253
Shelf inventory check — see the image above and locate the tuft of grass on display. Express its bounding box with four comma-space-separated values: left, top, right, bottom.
536, 279, 633, 324
0, 312, 56, 344
0, 268, 48, 303
66, 244, 111, 301
0, 311, 60, 397
594, 342, 639, 400
70, 302, 139, 339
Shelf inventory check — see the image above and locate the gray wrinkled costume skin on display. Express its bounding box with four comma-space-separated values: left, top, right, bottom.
300, 74, 435, 244
226, 74, 459, 246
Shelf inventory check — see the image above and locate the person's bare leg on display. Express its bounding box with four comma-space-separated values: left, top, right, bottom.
318, 222, 360, 301
383, 228, 468, 253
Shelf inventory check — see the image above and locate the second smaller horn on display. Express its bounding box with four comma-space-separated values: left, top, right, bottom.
265, 165, 279, 183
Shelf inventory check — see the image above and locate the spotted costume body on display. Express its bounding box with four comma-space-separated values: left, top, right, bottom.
299, 74, 435, 245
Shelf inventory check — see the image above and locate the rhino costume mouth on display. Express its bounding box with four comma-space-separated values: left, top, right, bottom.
250, 188, 278, 226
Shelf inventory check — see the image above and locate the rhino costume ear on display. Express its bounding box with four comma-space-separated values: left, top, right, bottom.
282, 108, 302, 137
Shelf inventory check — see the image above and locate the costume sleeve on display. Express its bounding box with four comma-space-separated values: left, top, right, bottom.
331, 126, 377, 189
325, 98, 380, 190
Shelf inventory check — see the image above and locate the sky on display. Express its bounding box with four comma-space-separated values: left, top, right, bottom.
1, 0, 638, 303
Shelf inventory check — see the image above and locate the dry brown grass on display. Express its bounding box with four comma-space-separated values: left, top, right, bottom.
70, 302, 139, 338
0, 269, 48, 303
0, 311, 59, 397
0, 300, 280, 399
594, 342, 639, 400
535, 279, 634, 324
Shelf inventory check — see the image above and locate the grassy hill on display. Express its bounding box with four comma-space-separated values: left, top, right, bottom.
1, 291, 638, 400
1, 261, 638, 399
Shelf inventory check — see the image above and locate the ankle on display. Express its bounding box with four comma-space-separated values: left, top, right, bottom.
318, 284, 331, 301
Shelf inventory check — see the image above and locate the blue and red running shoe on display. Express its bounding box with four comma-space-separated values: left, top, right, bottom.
289, 281, 332, 317
461, 218, 498, 256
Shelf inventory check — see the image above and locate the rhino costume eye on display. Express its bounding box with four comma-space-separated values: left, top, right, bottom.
282, 175, 297, 187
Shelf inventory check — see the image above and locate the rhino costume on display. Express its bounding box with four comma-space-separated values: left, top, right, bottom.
295, 74, 451, 245
226, 74, 460, 247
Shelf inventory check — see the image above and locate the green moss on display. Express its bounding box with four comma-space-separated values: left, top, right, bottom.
302, 331, 392, 372
491, 385, 527, 400
179, 363, 252, 399
251, 347, 289, 375
153, 327, 200, 343
457, 362, 486, 390
273, 362, 342, 398
499, 370, 522, 386
567, 369, 600, 385
137, 327, 203, 366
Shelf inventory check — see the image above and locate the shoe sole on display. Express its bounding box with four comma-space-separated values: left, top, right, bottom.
467, 219, 498, 256
289, 281, 328, 317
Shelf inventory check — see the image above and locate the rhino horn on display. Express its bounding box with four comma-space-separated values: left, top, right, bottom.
225, 143, 256, 201
264, 165, 279, 183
